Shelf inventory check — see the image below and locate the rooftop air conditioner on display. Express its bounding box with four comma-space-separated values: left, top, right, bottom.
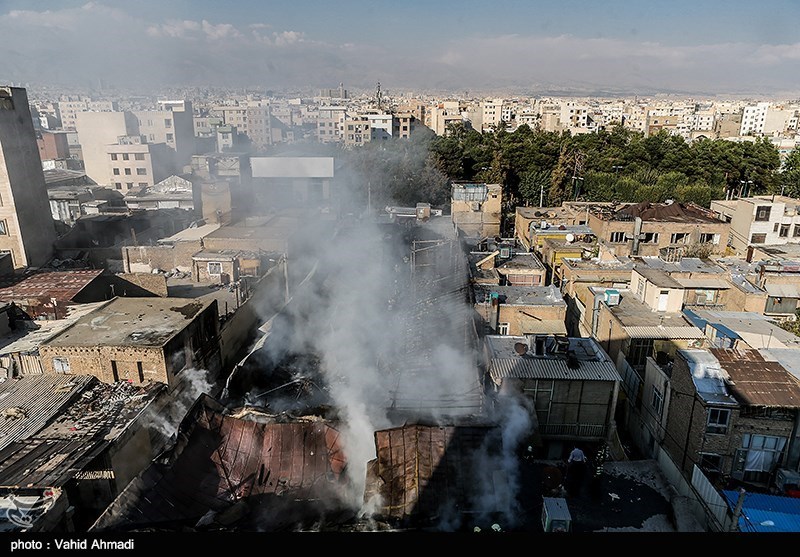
605, 289, 620, 306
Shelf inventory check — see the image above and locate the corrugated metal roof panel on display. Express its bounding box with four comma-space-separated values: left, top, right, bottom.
712, 348, 800, 408
490, 358, 621, 382
0, 375, 95, 452
723, 491, 800, 532
624, 326, 705, 339
764, 283, 800, 298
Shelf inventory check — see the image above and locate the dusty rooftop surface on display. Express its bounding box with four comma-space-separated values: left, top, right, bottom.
45, 297, 210, 347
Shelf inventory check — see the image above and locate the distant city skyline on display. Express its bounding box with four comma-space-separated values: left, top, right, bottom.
2, 1, 800, 96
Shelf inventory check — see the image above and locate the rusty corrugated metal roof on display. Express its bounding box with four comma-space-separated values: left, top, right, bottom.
0, 270, 103, 301
93, 395, 349, 530
368, 424, 503, 523
711, 348, 800, 408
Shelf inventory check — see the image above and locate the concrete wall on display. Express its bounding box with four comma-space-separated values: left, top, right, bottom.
39, 344, 168, 385
113, 273, 168, 297
0, 87, 58, 267
219, 259, 287, 371
122, 240, 201, 274
476, 302, 566, 336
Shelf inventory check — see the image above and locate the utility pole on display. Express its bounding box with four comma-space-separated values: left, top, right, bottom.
729, 488, 746, 532
539, 179, 544, 208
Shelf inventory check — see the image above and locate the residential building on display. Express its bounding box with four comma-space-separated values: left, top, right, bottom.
474, 284, 567, 336
484, 334, 621, 458
74, 110, 140, 186
710, 196, 800, 256
662, 348, 800, 488
38, 296, 222, 390
0, 86, 58, 268
134, 100, 195, 168
107, 135, 173, 192
740, 102, 771, 136
589, 201, 729, 258
56, 98, 117, 131
36, 130, 71, 161
451, 182, 502, 238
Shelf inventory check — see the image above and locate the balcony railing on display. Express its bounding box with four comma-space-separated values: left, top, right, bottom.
539, 423, 607, 439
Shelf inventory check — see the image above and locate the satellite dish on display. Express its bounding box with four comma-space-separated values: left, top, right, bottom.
514, 342, 528, 355
534, 211, 542, 217
584, 236, 593, 243
565, 233, 575, 243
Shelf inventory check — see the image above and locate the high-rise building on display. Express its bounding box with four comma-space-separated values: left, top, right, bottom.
0, 86, 58, 268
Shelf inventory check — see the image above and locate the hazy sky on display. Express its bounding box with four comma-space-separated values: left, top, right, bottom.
2, 1, 799, 95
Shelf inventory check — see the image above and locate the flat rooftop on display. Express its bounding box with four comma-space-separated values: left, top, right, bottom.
474, 284, 565, 306
45, 297, 212, 347
633, 256, 725, 275
634, 266, 684, 289
158, 223, 221, 244
607, 292, 704, 335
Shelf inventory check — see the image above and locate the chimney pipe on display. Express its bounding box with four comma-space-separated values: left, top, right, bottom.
631, 216, 642, 256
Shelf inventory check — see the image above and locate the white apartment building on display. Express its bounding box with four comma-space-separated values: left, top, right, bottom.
481, 99, 504, 132
366, 112, 395, 140
740, 102, 771, 136
560, 102, 590, 130
710, 195, 800, 255
57, 98, 117, 130
316, 106, 346, 143
107, 136, 173, 192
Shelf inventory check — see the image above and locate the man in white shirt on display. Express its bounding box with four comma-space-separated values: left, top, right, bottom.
566, 446, 587, 496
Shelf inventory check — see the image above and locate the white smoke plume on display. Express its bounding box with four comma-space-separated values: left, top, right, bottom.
146, 367, 214, 440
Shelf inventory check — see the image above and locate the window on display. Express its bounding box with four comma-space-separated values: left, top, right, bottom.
750, 233, 767, 244
53, 357, 71, 373
164, 118, 172, 128
610, 231, 626, 243
115, 183, 122, 190
636, 277, 645, 298
651, 386, 664, 418
497, 323, 510, 335
136, 168, 147, 175
135, 153, 145, 161
733, 434, 787, 483
110, 153, 118, 161
627, 338, 654, 370
794, 225, 800, 237
695, 289, 716, 305
641, 232, 659, 244
122, 153, 129, 161
670, 232, 689, 244
166, 133, 174, 141
706, 408, 730, 435
699, 453, 723, 477
773, 223, 780, 233
755, 206, 771, 221
207, 261, 223, 275
113, 168, 120, 175
699, 233, 719, 244
780, 224, 790, 238
138, 182, 148, 188
0, 220, 7, 236
126, 183, 134, 189
124, 168, 131, 175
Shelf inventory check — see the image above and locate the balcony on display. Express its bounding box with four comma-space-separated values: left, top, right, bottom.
539, 423, 607, 439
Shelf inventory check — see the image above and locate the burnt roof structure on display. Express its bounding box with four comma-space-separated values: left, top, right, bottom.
92, 394, 352, 532
364, 423, 507, 529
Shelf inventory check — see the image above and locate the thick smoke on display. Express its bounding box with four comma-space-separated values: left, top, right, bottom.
145, 367, 213, 440
240, 141, 533, 527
